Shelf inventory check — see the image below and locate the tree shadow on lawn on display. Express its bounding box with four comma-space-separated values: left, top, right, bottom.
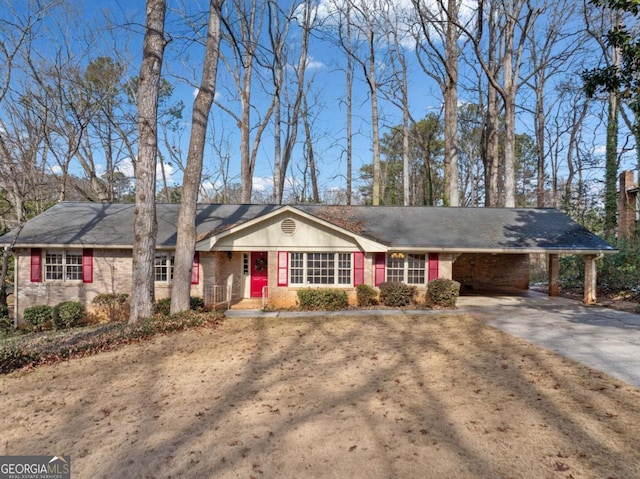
2, 312, 640, 478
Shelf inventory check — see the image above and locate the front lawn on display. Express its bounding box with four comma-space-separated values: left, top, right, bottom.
1, 312, 639, 478
0, 311, 222, 374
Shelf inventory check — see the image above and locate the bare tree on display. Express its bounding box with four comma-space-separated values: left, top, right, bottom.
171, 0, 223, 314
458, 0, 540, 207
130, 0, 167, 324
268, 1, 314, 204
411, 0, 462, 206
218, 0, 272, 203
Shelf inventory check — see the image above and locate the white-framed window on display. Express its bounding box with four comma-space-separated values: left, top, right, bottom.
243, 253, 249, 275
45, 250, 83, 281
154, 252, 174, 282
386, 253, 426, 285
289, 252, 352, 286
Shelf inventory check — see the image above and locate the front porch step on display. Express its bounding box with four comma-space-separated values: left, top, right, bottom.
229, 298, 264, 310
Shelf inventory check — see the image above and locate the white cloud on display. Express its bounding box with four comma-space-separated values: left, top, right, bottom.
157, 161, 175, 186
115, 158, 174, 185
116, 158, 135, 178
306, 56, 325, 70
253, 176, 274, 192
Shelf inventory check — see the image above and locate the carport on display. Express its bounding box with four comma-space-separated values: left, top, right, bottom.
451, 250, 610, 305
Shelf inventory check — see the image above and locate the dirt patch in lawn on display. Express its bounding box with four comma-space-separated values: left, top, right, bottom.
1, 312, 639, 479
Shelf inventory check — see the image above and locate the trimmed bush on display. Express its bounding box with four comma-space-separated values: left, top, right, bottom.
52, 301, 84, 329
356, 284, 378, 307
23, 305, 54, 331
92, 293, 130, 322
379, 282, 416, 307
297, 288, 349, 311
426, 279, 461, 309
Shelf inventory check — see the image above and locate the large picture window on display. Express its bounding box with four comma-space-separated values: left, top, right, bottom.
386, 253, 426, 285
289, 252, 352, 286
45, 250, 83, 281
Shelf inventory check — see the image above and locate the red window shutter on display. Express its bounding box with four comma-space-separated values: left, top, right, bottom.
428, 253, 439, 282
30, 248, 42, 283
277, 251, 288, 286
374, 252, 386, 286
190, 252, 200, 285
82, 248, 93, 283
353, 252, 365, 286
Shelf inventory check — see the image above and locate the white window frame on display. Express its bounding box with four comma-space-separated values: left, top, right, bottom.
289, 252, 352, 286
44, 249, 83, 282
154, 252, 175, 283
386, 253, 426, 285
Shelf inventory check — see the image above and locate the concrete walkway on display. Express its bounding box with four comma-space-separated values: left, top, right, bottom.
457, 292, 640, 388
225, 292, 640, 389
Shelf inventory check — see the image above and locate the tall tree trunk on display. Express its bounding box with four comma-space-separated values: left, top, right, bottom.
603, 89, 619, 239
345, 1, 353, 205
366, 26, 382, 206
534, 80, 546, 207
302, 94, 319, 202
171, 0, 222, 315
444, 0, 460, 207
130, 0, 166, 324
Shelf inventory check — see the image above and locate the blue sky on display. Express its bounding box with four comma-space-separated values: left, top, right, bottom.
13, 0, 637, 203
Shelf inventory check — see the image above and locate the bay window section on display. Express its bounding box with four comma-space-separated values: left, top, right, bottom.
289, 252, 352, 286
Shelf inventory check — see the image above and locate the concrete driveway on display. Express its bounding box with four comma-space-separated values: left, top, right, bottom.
457, 291, 640, 388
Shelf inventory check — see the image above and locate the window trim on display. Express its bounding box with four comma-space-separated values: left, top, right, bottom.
43, 249, 85, 282
288, 252, 353, 287
154, 252, 174, 283
385, 253, 427, 285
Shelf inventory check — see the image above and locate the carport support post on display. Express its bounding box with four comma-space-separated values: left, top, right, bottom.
583, 254, 597, 304
548, 254, 559, 296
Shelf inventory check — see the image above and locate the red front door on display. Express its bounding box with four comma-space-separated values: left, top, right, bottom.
250, 252, 268, 298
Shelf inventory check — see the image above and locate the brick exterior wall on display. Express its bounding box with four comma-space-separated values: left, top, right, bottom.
14, 248, 205, 324
12, 247, 464, 320
452, 253, 530, 292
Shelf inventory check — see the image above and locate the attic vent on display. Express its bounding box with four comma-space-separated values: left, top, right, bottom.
281, 218, 297, 235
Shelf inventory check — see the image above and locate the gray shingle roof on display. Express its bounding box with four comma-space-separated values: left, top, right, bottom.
0, 202, 615, 253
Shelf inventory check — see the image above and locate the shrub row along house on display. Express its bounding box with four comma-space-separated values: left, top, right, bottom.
0, 202, 615, 323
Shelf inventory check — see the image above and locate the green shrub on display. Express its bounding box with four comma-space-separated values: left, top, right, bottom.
155, 297, 172, 316
23, 305, 54, 331
297, 288, 349, 311
190, 296, 205, 312
92, 293, 130, 322
52, 301, 84, 329
156, 296, 206, 316
0, 317, 11, 334
356, 284, 378, 307
378, 282, 416, 307
0, 305, 11, 335
426, 278, 460, 309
